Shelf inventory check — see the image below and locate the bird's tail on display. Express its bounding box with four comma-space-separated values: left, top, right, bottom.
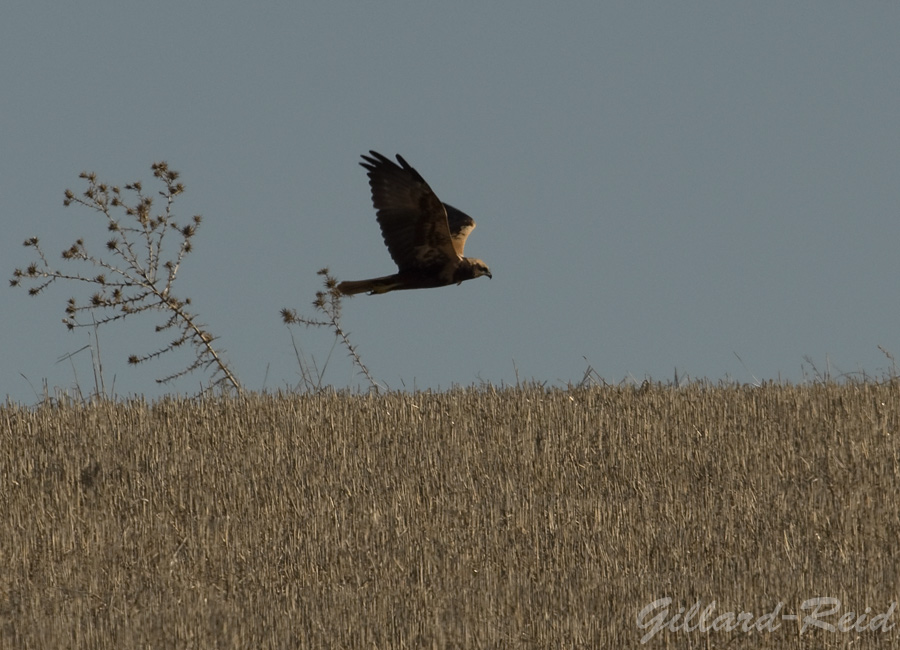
337, 275, 402, 295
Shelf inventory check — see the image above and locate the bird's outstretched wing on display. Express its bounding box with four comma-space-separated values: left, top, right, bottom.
359, 151, 461, 271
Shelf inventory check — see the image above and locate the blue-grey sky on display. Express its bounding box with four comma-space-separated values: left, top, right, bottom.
3, 3, 899, 402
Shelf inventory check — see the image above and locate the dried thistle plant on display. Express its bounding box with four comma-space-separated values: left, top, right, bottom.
281, 268, 377, 391
10, 163, 240, 394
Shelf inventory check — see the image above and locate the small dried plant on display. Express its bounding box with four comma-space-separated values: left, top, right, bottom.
10, 163, 240, 394
281, 269, 377, 391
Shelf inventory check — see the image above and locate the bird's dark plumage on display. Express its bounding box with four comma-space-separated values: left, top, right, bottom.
337, 151, 491, 296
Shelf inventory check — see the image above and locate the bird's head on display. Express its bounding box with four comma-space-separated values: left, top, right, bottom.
469, 259, 492, 280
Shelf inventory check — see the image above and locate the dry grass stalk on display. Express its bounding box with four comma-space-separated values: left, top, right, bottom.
2, 382, 899, 647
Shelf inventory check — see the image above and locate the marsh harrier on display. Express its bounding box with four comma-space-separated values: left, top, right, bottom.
337, 151, 492, 296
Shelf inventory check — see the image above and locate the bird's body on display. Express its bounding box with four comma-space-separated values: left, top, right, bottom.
337, 152, 491, 296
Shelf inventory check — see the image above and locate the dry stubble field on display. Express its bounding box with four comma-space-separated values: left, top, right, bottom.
2, 382, 899, 648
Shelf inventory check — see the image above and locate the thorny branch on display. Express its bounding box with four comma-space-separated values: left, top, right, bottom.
281, 268, 377, 391
10, 163, 240, 394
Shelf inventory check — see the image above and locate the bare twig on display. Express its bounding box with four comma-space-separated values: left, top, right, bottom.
10, 163, 240, 394
281, 268, 378, 391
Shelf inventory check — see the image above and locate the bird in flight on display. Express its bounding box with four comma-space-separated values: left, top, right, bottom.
337, 151, 492, 296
